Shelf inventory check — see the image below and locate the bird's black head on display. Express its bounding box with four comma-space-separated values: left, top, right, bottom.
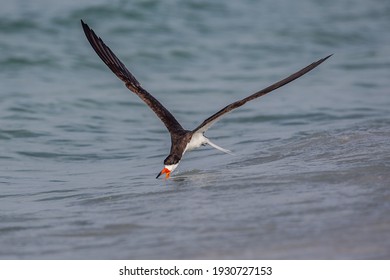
163, 154, 181, 165
156, 154, 181, 179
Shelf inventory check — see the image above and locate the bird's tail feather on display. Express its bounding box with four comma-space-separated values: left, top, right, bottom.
206, 139, 234, 155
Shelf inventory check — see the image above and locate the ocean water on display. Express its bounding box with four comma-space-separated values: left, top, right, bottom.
1, 0, 389, 259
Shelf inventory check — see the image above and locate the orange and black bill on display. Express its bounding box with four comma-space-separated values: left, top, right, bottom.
156, 168, 170, 179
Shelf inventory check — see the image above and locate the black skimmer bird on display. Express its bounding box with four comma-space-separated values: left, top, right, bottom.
81, 20, 331, 179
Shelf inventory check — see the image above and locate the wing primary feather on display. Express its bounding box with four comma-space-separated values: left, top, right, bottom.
193, 54, 332, 133
81, 20, 184, 134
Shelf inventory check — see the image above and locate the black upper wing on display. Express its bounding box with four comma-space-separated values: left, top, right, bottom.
193, 55, 332, 133
81, 20, 184, 134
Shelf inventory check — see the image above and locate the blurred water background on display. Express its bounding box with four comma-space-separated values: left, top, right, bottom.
1, 0, 389, 259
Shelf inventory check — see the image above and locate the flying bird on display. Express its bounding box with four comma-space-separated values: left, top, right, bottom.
81, 20, 331, 179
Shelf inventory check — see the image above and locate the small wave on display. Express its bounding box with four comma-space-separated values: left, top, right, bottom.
0, 129, 48, 140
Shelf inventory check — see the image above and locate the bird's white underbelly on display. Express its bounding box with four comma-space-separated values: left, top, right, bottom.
184, 133, 207, 153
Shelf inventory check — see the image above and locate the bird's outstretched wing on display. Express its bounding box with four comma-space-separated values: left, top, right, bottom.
81, 20, 184, 134
193, 54, 332, 134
